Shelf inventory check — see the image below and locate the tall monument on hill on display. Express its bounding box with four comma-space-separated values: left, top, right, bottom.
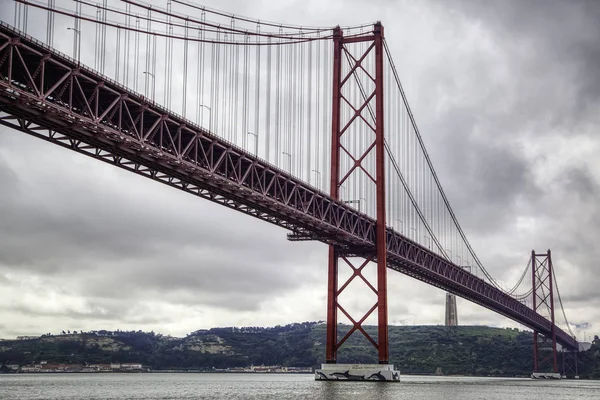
445, 265, 471, 326
445, 293, 458, 326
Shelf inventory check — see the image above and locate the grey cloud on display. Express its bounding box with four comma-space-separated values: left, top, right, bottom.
3, 302, 173, 325
0, 133, 323, 316
395, 0, 600, 335
0, 156, 19, 195
7, 303, 116, 321
75, 251, 319, 311
1, 0, 600, 338
442, 0, 600, 122
412, 107, 541, 240
573, 322, 592, 330
561, 166, 599, 200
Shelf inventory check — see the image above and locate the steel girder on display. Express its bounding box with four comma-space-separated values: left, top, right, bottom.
0, 22, 577, 351
0, 22, 376, 251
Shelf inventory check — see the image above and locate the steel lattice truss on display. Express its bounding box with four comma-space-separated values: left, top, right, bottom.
326, 25, 389, 363
335, 255, 380, 351
561, 349, 579, 377
0, 22, 577, 351
531, 250, 559, 372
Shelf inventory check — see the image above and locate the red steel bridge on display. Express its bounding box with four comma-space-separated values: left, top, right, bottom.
0, 0, 579, 375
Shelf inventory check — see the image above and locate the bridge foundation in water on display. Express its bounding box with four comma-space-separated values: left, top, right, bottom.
315, 364, 400, 382
531, 372, 561, 379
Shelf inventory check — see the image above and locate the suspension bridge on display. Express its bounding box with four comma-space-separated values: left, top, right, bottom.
1, 0, 579, 381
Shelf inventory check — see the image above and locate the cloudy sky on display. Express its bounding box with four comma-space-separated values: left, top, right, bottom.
1, 0, 599, 344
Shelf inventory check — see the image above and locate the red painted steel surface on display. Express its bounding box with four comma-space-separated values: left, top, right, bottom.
373, 22, 389, 364
325, 26, 343, 364
548, 251, 558, 372
531, 250, 559, 373
532, 250, 538, 371
325, 23, 389, 363
0, 22, 578, 352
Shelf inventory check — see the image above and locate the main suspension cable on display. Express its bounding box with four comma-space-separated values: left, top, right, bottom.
16, 0, 332, 45
383, 38, 503, 290
168, 0, 375, 32
508, 258, 531, 295
552, 264, 575, 337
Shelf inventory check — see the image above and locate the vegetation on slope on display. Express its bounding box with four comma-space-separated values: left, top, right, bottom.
1, 324, 598, 377
579, 337, 600, 379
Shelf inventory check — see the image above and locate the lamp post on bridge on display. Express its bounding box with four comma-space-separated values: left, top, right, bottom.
467, 262, 474, 277
247, 131, 258, 156
66, 27, 81, 63
282, 151, 292, 173
409, 227, 416, 240
311, 169, 321, 188
339, 184, 347, 201
396, 219, 403, 233
199, 104, 212, 132
359, 196, 367, 213
445, 248, 452, 261
343, 198, 364, 212
142, 71, 155, 101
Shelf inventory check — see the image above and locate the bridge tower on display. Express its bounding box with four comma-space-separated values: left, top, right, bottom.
316, 22, 399, 381
531, 249, 560, 378
561, 348, 579, 378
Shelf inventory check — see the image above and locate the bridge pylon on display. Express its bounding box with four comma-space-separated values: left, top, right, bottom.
530, 249, 560, 379
316, 22, 399, 382
561, 348, 579, 379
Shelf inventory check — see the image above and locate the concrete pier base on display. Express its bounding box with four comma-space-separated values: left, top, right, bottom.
531, 372, 561, 379
315, 364, 400, 382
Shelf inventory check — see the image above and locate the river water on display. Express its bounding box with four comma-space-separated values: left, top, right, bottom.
1, 373, 599, 399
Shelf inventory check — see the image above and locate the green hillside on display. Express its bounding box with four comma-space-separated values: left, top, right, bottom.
1, 323, 598, 378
